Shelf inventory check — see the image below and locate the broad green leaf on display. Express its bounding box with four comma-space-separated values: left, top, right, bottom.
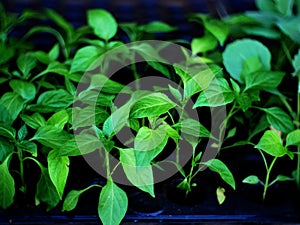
119, 148, 154, 196
140, 21, 176, 33
264, 107, 294, 133
204, 19, 229, 46
60, 128, 104, 156
275, 0, 294, 16
130, 93, 176, 118
184, 68, 215, 98
0, 92, 26, 124
34, 61, 69, 80
70, 46, 104, 73
48, 149, 69, 199
216, 187, 226, 205
0, 43, 14, 65
30, 125, 72, 149
223, 39, 271, 83
65, 76, 76, 95
87, 9, 118, 41
242, 26, 281, 39
98, 180, 128, 225
17, 53, 37, 78
89, 74, 128, 94
0, 138, 14, 163
47, 110, 69, 130
0, 123, 16, 140
277, 17, 300, 44
9, 80, 36, 102
193, 78, 234, 107
241, 55, 263, 77
147, 61, 171, 79
48, 44, 60, 61
28, 89, 73, 113
255, 0, 276, 12
255, 130, 287, 157
191, 33, 218, 55
243, 175, 260, 184
230, 78, 241, 94
134, 126, 167, 153
292, 49, 300, 77
205, 159, 236, 190
286, 130, 300, 146
17, 140, 37, 157
72, 106, 109, 129
0, 155, 15, 209
174, 118, 211, 138
35, 166, 60, 211
245, 71, 285, 91
21, 113, 46, 129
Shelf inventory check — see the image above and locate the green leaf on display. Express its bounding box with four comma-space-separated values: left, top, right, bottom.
63, 190, 83, 211
87, 9, 118, 41
277, 17, 300, 44
31, 125, 72, 149
17, 53, 37, 78
130, 93, 176, 118
274, 174, 294, 182
17, 140, 37, 157
255, 0, 277, 12
0, 123, 16, 140
191, 33, 218, 55
264, 107, 294, 133
242, 26, 281, 39
48, 44, 60, 61
286, 129, 300, 146
0, 155, 15, 209
119, 148, 154, 196
275, 0, 294, 16
9, 80, 36, 102
223, 39, 271, 83
98, 180, 128, 225
35, 166, 60, 211
255, 130, 287, 157
193, 78, 234, 107
70, 46, 104, 73
204, 19, 229, 46
241, 55, 263, 77
242, 175, 260, 184
47, 110, 69, 130
0, 138, 14, 163
48, 149, 69, 199
28, 89, 73, 113
103, 103, 131, 137
205, 159, 236, 190
175, 118, 211, 138
168, 85, 182, 102
89, 74, 128, 94
139, 21, 176, 33
17, 124, 28, 140
292, 49, 300, 77
184, 68, 215, 98
0, 92, 26, 124
249, 115, 270, 140
245, 71, 285, 91
0, 43, 14, 65
21, 113, 46, 129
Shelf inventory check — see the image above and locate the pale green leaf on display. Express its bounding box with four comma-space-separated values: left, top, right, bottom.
47, 110, 69, 130
191, 33, 218, 55
243, 175, 260, 184
286, 129, 300, 146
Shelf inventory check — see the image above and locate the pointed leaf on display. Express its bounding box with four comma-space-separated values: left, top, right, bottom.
286, 129, 300, 146
264, 107, 294, 133
9, 80, 36, 102
0, 155, 15, 209
21, 113, 46, 129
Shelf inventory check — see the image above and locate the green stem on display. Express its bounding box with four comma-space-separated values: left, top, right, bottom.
296, 79, 300, 190
17, 148, 26, 193
263, 157, 277, 201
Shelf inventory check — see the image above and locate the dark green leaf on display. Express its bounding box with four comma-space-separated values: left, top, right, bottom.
0, 123, 16, 140
0, 138, 14, 163
35, 166, 60, 211
9, 80, 36, 101
21, 113, 46, 129
0, 92, 26, 124
17, 124, 28, 140
98, 180, 128, 225
277, 17, 300, 44
17, 53, 37, 78
264, 107, 294, 133
292, 49, 300, 77
28, 89, 73, 113
0, 155, 15, 209
17, 140, 37, 157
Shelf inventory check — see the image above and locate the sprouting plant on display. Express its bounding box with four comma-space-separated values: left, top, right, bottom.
243, 129, 300, 201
